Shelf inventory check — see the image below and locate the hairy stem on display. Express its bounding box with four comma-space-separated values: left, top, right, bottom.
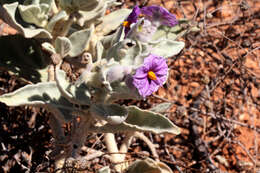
119, 132, 134, 159
134, 132, 159, 160
70, 115, 92, 158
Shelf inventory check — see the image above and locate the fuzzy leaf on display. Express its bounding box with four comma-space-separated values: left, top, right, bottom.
55, 36, 72, 57
0, 35, 49, 83
152, 19, 200, 42
108, 81, 141, 102
149, 102, 173, 113
150, 40, 185, 58
68, 26, 94, 57
106, 39, 140, 66
77, 0, 106, 26
55, 69, 91, 105
59, 0, 99, 13
0, 82, 74, 122
127, 158, 173, 173
42, 42, 56, 54
47, 10, 68, 33
96, 8, 131, 35
90, 106, 180, 135
125, 106, 180, 134
152, 26, 178, 41
0, 82, 60, 106
90, 104, 128, 124
0, 2, 52, 38
18, 3, 49, 27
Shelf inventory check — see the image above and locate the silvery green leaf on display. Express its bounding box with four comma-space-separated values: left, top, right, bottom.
0, 82, 74, 122
55, 36, 72, 57
90, 106, 180, 134
98, 166, 111, 173
149, 102, 173, 113
0, 2, 52, 39
152, 19, 200, 42
150, 40, 185, 58
23, 0, 53, 6
90, 104, 128, 124
55, 69, 91, 105
110, 26, 125, 46
126, 158, 173, 173
59, 0, 99, 13
101, 34, 115, 49
55, 68, 74, 100
0, 82, 58, 106
108, 80, 141, 102
106, 39, 140, 66
152, 25, 179, 41
96, 8, 131, 35
77, 0, 106, 26
0, 35, 49, 83
125, 106, 180, 134
47, 10, 68, 33
42, 42, 56, 54
68, 26, 94, 57
18, 3, 49, 27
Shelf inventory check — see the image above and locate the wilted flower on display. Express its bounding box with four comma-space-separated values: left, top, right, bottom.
141, 5, 178, 27
132, 54, 168, 98
122, 5, 141, 36
127, 18, 158, 42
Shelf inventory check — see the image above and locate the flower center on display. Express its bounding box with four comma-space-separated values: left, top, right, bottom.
148, 71, 157, 80
139, 13, 145, 18
122, 21, 131, 27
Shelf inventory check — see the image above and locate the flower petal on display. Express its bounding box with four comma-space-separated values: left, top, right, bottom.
126, 5, 141, 23
149, 80, 160, 93
155, 75, 167, 85
124, 6, 141, 36
141, 5, 178, 27
134, 66, 148, 79
133, 78, 150, 97
143, 54, 156, 68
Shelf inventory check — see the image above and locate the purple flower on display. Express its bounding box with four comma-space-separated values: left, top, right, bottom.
132, 54, 168, 98
141, 5, 178, 27
123, 6, 141, 36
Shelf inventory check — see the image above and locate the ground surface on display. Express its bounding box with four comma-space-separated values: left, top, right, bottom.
0, 0, 260, 172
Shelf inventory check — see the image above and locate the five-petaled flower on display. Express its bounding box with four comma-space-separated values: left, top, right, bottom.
132, 54, 168, 98
123, 5, 178, 41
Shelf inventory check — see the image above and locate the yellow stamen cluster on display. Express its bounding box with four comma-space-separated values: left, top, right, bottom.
122, 21, 130, 27
139, 13, 145, 17
148, 71, 157, 80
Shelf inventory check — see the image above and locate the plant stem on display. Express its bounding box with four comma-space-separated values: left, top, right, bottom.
104, 133, 119, 161
134, 132, 159, 160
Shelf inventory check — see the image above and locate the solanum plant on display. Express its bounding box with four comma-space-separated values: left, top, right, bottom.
0, 0, 199, 172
